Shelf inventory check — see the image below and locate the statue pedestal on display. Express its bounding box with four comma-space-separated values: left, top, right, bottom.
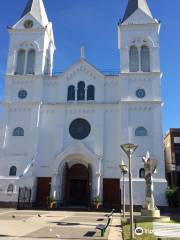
133, 208, 170, 223
141, 209, 160, 218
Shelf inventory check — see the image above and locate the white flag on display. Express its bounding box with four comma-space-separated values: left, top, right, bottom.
19, 157, 35, 178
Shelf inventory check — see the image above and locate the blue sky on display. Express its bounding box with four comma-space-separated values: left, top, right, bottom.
0, 0, 180, 133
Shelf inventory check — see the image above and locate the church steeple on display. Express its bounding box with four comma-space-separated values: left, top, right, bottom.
6, 0, 55, 76
122, 0, 153, 23
20, 0, 48, 27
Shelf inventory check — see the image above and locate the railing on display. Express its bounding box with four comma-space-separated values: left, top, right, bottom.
52, 69, 119, 76
17, 187, 32, 210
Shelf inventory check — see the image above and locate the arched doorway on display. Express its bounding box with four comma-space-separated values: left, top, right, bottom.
65, 164, 91, 206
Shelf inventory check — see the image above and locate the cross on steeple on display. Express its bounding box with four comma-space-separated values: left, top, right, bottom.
80, 45, 85, 59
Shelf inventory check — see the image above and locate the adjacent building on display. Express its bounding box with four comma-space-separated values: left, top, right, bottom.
164, 129, 180, 188
0, 0, 167, 208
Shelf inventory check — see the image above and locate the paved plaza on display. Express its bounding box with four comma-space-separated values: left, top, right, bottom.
153, 222, 180, 239
0, 209, 122, 240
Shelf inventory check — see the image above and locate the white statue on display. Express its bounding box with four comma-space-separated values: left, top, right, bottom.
142, 152, 158, 211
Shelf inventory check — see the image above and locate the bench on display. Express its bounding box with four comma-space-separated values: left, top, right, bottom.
105, 209, 115, 218
96, 216, 112, 237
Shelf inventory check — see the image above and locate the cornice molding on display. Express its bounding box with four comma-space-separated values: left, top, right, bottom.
120, 71, 162, 78
5, 74, 45, 80
3, 101, 42, 107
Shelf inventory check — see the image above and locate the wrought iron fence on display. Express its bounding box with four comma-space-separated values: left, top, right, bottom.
17, 187, 32, 209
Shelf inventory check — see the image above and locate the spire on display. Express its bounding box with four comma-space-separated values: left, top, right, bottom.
20, 0, 49, 27
122, 0, 153, 23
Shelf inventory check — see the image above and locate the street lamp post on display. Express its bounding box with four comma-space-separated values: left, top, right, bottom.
120, 143, 138, 240
119, 160, 128, 218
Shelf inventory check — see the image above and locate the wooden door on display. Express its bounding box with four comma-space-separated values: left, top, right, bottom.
88, 164, 92, 206
69, 179, 88, 205
66, 164, 88, 206
103, 179, 121, 209
36, 177, 51, 207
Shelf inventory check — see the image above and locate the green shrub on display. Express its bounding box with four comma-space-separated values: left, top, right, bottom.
166, 187, 180, 207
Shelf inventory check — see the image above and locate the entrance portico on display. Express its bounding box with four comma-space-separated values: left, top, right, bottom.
51, 141, 102, 206
64, 163, 90, 206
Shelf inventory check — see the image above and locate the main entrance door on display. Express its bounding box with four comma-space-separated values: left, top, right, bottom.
66, 164, 89, 206
36, 177, 51, 207
69, 179, 87, 205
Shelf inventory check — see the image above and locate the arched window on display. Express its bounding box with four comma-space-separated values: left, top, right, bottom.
67, 85, 75, 101
139, 168, 145, 178
16, 49, 25, 75
129, 46, 139, 72
87, 85, 95, 101
13, 127, 24, 137
77, 81, 85, 101
9, 166, 17, 176
141, 45, 150, 72
7, 184, 14, 193
26, 49, 35, 74
135, 127, 148, 136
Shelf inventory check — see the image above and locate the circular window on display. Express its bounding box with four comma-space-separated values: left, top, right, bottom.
24, 20, 33, 29
69, 118, 91, 140
18, 90, 27, 99
136, 89, 146, 98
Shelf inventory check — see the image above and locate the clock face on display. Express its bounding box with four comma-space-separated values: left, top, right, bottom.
24, 20, 33, 29
69, 118, 91, 140
136, 89, 146, 98
18, 90, 27, 99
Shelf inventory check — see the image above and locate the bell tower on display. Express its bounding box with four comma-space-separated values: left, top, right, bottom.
118, 0, 160, 74
118, 0, 165, 180
2, 0, 56, 161
6, 0, 55, 76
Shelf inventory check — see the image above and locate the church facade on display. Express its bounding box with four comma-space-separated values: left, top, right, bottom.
0, 0, 167, 208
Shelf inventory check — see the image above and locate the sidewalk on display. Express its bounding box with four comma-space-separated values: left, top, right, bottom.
108, 216, 123, 240
153, 222, 180, 239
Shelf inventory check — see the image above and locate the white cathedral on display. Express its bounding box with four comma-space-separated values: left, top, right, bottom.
0, 0, 167, 208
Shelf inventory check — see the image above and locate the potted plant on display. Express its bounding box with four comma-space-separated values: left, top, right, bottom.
47, 196, 56, 209
94, 196, 100, 209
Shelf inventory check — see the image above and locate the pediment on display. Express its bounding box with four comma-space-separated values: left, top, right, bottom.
52, 140, 101, 174
59, 59, 104, 81
55, 140, 100, 162
122, 9, 158, 25
12, 14, 44, 30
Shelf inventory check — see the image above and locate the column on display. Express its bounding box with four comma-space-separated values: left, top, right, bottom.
51, 174, 60, 201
